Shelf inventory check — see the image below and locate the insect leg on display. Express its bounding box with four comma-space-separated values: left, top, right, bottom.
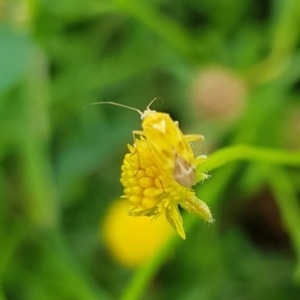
184, 134, 205, 158
157, 177, 165, 193
132, 130, 146, 144
183, 134, 204, 143
132, 130, 147, 176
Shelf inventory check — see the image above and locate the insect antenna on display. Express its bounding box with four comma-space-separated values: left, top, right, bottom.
84, 101, 143, 116
146, 97, 163, 110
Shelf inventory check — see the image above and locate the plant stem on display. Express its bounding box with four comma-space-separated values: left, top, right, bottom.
199, 145, 300, 173
263, 165, 300, 283
20, 48, 58, 229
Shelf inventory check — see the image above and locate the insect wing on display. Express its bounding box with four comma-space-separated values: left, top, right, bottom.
184, 134, 205, 157
143, 116, 176, 176
143, 113, 196, 186
167, 121, 197, 186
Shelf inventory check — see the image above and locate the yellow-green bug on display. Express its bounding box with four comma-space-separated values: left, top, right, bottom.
86, 99, 204, 187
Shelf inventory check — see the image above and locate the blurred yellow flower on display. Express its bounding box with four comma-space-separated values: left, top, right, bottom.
102, 199, 174, 268
120, 137, 213, 240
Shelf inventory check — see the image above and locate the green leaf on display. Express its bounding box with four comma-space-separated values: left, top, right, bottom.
0, 26, 34, 91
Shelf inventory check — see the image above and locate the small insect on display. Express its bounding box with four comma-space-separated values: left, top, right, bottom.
86, 99, 204, 187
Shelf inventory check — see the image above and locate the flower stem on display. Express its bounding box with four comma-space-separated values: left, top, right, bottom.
120, 234, 179, 300
199, 145, 300, 173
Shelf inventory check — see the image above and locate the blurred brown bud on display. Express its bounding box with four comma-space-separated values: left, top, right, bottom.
191, 67, 247, 122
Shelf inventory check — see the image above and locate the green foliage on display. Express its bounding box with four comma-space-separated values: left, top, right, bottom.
1, 0, 300, 299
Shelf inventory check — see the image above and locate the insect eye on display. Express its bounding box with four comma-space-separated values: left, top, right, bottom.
142, 110, 156, 120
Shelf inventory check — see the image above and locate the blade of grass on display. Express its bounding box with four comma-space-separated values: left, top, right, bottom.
263, 165, 300, 283
113, 0, 203, 58
20, 48, 58, 229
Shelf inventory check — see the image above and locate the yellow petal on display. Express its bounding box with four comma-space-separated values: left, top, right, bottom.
166, 205, 186, 239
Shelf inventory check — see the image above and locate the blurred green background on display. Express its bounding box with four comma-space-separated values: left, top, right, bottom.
1, 0, 300, 299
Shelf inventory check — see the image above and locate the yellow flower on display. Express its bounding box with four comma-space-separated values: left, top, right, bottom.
120, 137, 213, 239
102, 199, 174, 267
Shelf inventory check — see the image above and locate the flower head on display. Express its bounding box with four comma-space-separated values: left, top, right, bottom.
120, 137, 213, 239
